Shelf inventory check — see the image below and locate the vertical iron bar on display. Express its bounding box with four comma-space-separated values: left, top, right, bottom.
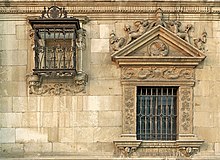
155, 88, 158, 140
160, 88, 163, 140
44, 28, 46, 69
140, 88, 143, 139
171, 88, 174, 140
54, 28, 56, 69
150, 88, 152, 140
165, 88, 168, 140
145, 88, 148, 140
34, 28, 39, 69
63, 28, 66, 69
73, 29, 77, 70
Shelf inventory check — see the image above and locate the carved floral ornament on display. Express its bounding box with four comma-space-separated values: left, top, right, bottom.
122, 67, 194, 81
110, 8, 207, 54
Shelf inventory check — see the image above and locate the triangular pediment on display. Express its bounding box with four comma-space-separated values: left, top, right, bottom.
111, 25, 206, 67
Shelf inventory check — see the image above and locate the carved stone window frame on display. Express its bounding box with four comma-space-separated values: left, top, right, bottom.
111, 19, 206, 157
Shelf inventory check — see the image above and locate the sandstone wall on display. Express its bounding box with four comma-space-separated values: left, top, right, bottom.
0, 1, 220, 159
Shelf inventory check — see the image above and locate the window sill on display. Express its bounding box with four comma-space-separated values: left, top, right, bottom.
114, 134, 204, 158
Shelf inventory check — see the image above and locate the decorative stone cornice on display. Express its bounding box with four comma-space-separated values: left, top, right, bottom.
0, 1, 220, 21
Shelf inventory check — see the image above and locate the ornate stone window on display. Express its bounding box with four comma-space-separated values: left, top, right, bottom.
28, 6, 87, 95
111, 8, 206, 158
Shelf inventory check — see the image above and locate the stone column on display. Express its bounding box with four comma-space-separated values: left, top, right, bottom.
76, 28, 86, 73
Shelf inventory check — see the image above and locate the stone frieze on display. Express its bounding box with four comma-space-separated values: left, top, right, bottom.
122, 67, 194, 81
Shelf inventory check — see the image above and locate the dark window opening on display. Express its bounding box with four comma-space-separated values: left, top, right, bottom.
33, 27, 77, 76
136, 86, 177, 141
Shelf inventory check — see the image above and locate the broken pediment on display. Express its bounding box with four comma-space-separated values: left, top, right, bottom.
111, 25, 206, 67
110, 8, 206, 67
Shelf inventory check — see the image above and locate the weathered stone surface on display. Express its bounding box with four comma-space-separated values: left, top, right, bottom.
98, 111, 122, 127
24, 143, 52, 153
82, 96, 122, 111
100, 24, 114, 39
12, 97, 28, 112
22, 112, 40, 127
58, 128, 74, 143
93, 127, 121, 142
89, 80, 122, 96
42, 112, 58, 127
90, 64, 120, 79
1, 143, 24, 154
0, 82, 26, 97
0, 113, 22, 128
16, 128, 48, 143
16, 25, 27, 40
0, 97, 12, 113
194, 112, 214, 127
27, 97, 41, 112
0, 50, 27, 65
74, 127, 94, 143
40, 97, 60, 112
0, 128, 15, 143
75, 111, 98, 127
52, 143, 76, 153
91, 39, 109, 52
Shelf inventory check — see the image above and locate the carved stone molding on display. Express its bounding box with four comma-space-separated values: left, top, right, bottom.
1, 1, 220, 16
123, 86, 136, 134
27, 72, 88, 96
122, 67, 194, 82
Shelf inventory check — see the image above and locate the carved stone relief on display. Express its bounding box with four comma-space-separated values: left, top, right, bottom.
148, 40, 169, 56
179, 87, 193, 133
114, 140, 141, 158
179, 147, 199, 157
123, 86, 136, 134
122, 67, 194, 81
110, 8, 207, 52
27, 72, 88, 96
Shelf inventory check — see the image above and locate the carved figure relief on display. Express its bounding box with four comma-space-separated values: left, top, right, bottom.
148, 40, 169, 56
124, 20, 149, 44
110, 8, 207, 53
122, 67, 193, 81
109, 31, 126, 51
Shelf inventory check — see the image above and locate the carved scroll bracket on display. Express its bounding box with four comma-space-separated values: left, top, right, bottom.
114, 139, 142, 158
177, 134, 204, 157
27, 72, 88, 96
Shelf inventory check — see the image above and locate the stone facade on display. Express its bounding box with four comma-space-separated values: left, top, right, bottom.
0, 1, 220, 159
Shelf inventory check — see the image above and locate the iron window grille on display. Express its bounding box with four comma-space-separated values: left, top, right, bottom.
136, 86, 177, 141
29, 6, 80, 77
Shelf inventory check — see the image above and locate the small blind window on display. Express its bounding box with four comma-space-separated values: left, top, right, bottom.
136, 87, 177, 140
